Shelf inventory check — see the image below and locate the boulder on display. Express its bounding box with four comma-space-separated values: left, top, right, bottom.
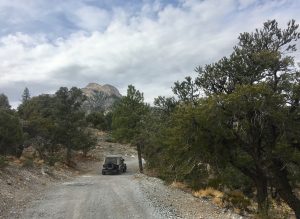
20, 146, 39, 160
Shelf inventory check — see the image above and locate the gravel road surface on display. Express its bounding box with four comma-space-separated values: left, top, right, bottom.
22, 158, 243, 219
22, 159, 168, 219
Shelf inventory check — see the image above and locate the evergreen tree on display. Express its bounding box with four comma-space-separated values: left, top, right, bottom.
18, 87, 95, 164
18, 94, 57, 154
186, 19, 300, 217
112, 85, 149, 172
0, 93, 11, 110
145, 19, 300, 217
22, 87, 31, 103
86, 111, 112, 131
0, 109, 23, 155
53, 87, 92, 164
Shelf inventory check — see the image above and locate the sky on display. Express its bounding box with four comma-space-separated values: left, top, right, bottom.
0, 0, 300, 107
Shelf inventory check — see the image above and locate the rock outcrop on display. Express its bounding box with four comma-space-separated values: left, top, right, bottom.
81, 83, 122, 113
20, 146, 39, 160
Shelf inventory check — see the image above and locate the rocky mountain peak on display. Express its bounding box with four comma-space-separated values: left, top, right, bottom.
83, 83, 122, 98
81, 83, 122, 113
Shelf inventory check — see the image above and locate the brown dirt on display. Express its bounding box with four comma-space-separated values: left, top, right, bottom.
0, 161, 76, 219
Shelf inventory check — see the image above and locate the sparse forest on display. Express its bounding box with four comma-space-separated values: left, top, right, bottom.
0, 19, 299, 218
1, 87, 97, 167
112, 20, 300, 218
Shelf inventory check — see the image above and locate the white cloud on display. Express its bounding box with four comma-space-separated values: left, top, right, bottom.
71, 6, 111, 31
238, 0, 256, 9
0, 0, 300, 107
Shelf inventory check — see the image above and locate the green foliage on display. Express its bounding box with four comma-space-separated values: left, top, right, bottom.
75, 129, 97, 156
53, 87, 94, 162
190, 20, 300, 216
196, 19, 300, 95
223, 190, 252, 213
172, 76, 199, 104
86, 111, 112, 131
0, 155, 7, 168
218, 166, 253, 195
0, 109, 23, 155
104, 133, 116, 143
153, 96, 177, 115
18, 94, 56, 146
0, 93, 11, 110
46, 154, 62, 166
142, 19, 300, 217
112, 85, 149, 144
22, 87, 31, 103
17, 87, 96, 163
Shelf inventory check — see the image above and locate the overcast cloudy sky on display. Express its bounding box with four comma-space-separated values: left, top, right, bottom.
0, 0, 300, 107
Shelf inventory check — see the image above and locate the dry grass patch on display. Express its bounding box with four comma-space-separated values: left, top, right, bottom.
268, 199, 295, 219
193, 188, 251, 214
193, 187, 224, 207
193, 187, 224, 199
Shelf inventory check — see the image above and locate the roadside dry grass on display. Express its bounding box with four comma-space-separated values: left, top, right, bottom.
193, 187, 224, 207
169, 180, 297, 218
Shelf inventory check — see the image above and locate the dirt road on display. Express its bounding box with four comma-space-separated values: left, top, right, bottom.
21, 157, 243, 219
1, 132, 243, 219
22, 159, 168, 219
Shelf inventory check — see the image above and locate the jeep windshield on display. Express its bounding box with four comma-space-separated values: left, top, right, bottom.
104, 157, 118, 164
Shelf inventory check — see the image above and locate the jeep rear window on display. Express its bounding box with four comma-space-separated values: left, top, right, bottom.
104, 157, 118, 164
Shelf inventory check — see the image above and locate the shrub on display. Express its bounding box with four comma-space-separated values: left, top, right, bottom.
0, 155, 7, 168
46, 155, 62, 166
105, 135, 116, 143
223, 190, 251, 213
22, 158, 34, 167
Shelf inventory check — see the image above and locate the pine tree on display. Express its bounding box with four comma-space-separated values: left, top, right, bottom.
192, 19, 300, 217
22, 87, 31, 103
0, 93, 11, 110
112, 85, 149, 172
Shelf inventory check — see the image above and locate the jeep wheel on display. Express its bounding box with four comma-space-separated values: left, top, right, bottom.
102, 171, 106, 175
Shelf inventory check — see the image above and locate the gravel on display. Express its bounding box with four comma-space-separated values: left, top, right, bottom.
0, 163, 74, 219
1, 160, 246, 219
135, 174, 246, 219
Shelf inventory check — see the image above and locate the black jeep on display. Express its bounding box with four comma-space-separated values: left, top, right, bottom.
102, 155, 127, 175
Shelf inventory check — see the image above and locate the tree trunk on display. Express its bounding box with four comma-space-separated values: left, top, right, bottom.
271, 159, 300, 219
137, 143, 143, 173
255, 175, 269, 217
277, 188, 300, 219
231, 161, 269, 217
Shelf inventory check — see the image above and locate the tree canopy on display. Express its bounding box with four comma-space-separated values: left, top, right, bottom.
135, 19, 300, 218
0, 94, 11, 110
